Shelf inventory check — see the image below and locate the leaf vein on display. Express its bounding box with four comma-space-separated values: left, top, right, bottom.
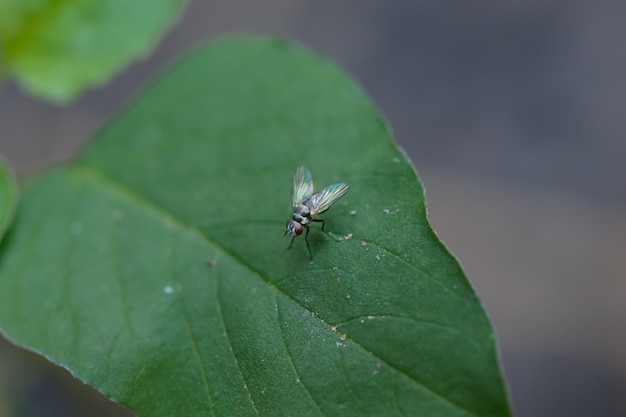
168, 237, 217, 417
332, 314, 484, 352
215, 267, 261, 417
358, 237, 471, 302
111, 213, 159, 407
275, 295, 325, 416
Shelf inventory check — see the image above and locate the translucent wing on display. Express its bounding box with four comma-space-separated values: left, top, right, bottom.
306, 183, 349, 216
292, 166, 314, 207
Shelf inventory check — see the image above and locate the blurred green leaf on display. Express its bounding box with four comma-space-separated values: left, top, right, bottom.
0, 37, 510, 416
0, 156, 17, 244
0, 0, 185, 103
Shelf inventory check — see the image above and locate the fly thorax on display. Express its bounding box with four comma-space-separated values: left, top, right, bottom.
292, 204, 311, 224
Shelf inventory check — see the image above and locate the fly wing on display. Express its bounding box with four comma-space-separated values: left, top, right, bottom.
292, 166, 314, 207
306, 183, 349, 216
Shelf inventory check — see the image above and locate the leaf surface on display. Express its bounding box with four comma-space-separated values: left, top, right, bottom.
0, 37, 510, 416
0, 0, 185, 102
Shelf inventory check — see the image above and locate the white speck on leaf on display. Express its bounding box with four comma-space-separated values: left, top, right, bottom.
367, 315, 375, 320
70, 222, 83, 235
345, 233, 353, 240
340, 333, 347, 341
372, 363, 382, 376
382, 208, 390, 215
360, 241, 367, 246
349, 210, 357, 216
163, 285, 174, 295
346, 294, 351, 299
392, 157, 400, 163
112, 209, 125, 222
375, 255, 380, 261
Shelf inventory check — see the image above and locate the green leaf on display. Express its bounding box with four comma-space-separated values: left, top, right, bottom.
0, 156, 17, 244
0, 0, 185, 103
0, 37, 510, 416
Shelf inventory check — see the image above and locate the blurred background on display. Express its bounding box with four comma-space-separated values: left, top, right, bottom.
1, 1, 625, 416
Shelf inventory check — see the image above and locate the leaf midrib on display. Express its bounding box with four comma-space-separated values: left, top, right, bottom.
69, 162, 479, 417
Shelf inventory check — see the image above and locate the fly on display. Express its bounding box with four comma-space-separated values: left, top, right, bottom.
284, 166, 349, 260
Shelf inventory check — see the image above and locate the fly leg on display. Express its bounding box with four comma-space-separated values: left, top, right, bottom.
303, 224, 313, 261
312, 219, 341, 242
287, 235, 295, 250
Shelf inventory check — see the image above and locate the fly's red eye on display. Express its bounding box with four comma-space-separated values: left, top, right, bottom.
294, 223, 303, 235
